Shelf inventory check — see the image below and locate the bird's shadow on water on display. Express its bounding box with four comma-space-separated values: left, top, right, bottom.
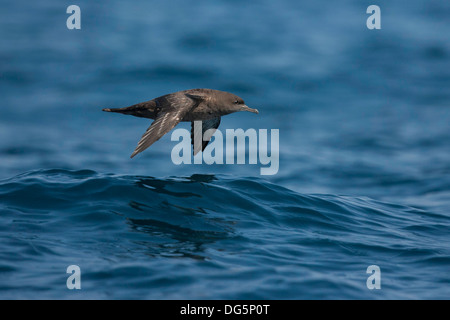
117, 174, 236, 260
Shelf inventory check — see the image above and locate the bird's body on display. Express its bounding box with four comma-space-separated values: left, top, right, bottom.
103, 89, 258, 158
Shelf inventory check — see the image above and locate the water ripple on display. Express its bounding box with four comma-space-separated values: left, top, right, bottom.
0, 169, 448, 299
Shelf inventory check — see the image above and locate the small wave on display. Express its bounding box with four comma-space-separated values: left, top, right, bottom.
0, 169, 448, 299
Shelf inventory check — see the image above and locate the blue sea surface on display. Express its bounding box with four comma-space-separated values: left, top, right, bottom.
0, 0, 449, 299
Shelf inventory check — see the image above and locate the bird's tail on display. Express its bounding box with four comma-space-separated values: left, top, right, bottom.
102, 101, 157, 119
102, 106, 136, 114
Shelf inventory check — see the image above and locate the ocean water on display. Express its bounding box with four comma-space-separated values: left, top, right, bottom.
0, 0, 449, 299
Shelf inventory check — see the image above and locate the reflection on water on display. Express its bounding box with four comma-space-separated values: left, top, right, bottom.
125, 175, 237, 260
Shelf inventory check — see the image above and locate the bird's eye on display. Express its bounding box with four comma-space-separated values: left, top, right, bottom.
234, 100, 239, 104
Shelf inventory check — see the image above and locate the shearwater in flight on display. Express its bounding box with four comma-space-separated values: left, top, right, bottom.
103, 88, 259, 157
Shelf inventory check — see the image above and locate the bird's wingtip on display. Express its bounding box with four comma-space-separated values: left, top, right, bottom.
102, 108, 112, 112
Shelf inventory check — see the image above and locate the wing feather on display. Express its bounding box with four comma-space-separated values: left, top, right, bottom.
191, 117, 221, 155
130, 109, 186, 158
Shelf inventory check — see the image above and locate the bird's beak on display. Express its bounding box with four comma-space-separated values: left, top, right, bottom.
242, 105, 259, 114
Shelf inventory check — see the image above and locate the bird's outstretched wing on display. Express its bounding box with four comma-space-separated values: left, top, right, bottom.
130, 92, 206, 158
191, 117, 221, 155
130, 108, 188, 158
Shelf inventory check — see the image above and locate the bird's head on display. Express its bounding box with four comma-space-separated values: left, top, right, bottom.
220, 92, 259, 115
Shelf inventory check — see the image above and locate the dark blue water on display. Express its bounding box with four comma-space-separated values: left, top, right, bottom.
0, 0, 449, 299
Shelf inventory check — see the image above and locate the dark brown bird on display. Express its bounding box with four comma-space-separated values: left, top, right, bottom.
102, 89, 259, 158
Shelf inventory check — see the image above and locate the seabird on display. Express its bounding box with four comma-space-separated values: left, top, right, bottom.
102, 88, 259, 158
